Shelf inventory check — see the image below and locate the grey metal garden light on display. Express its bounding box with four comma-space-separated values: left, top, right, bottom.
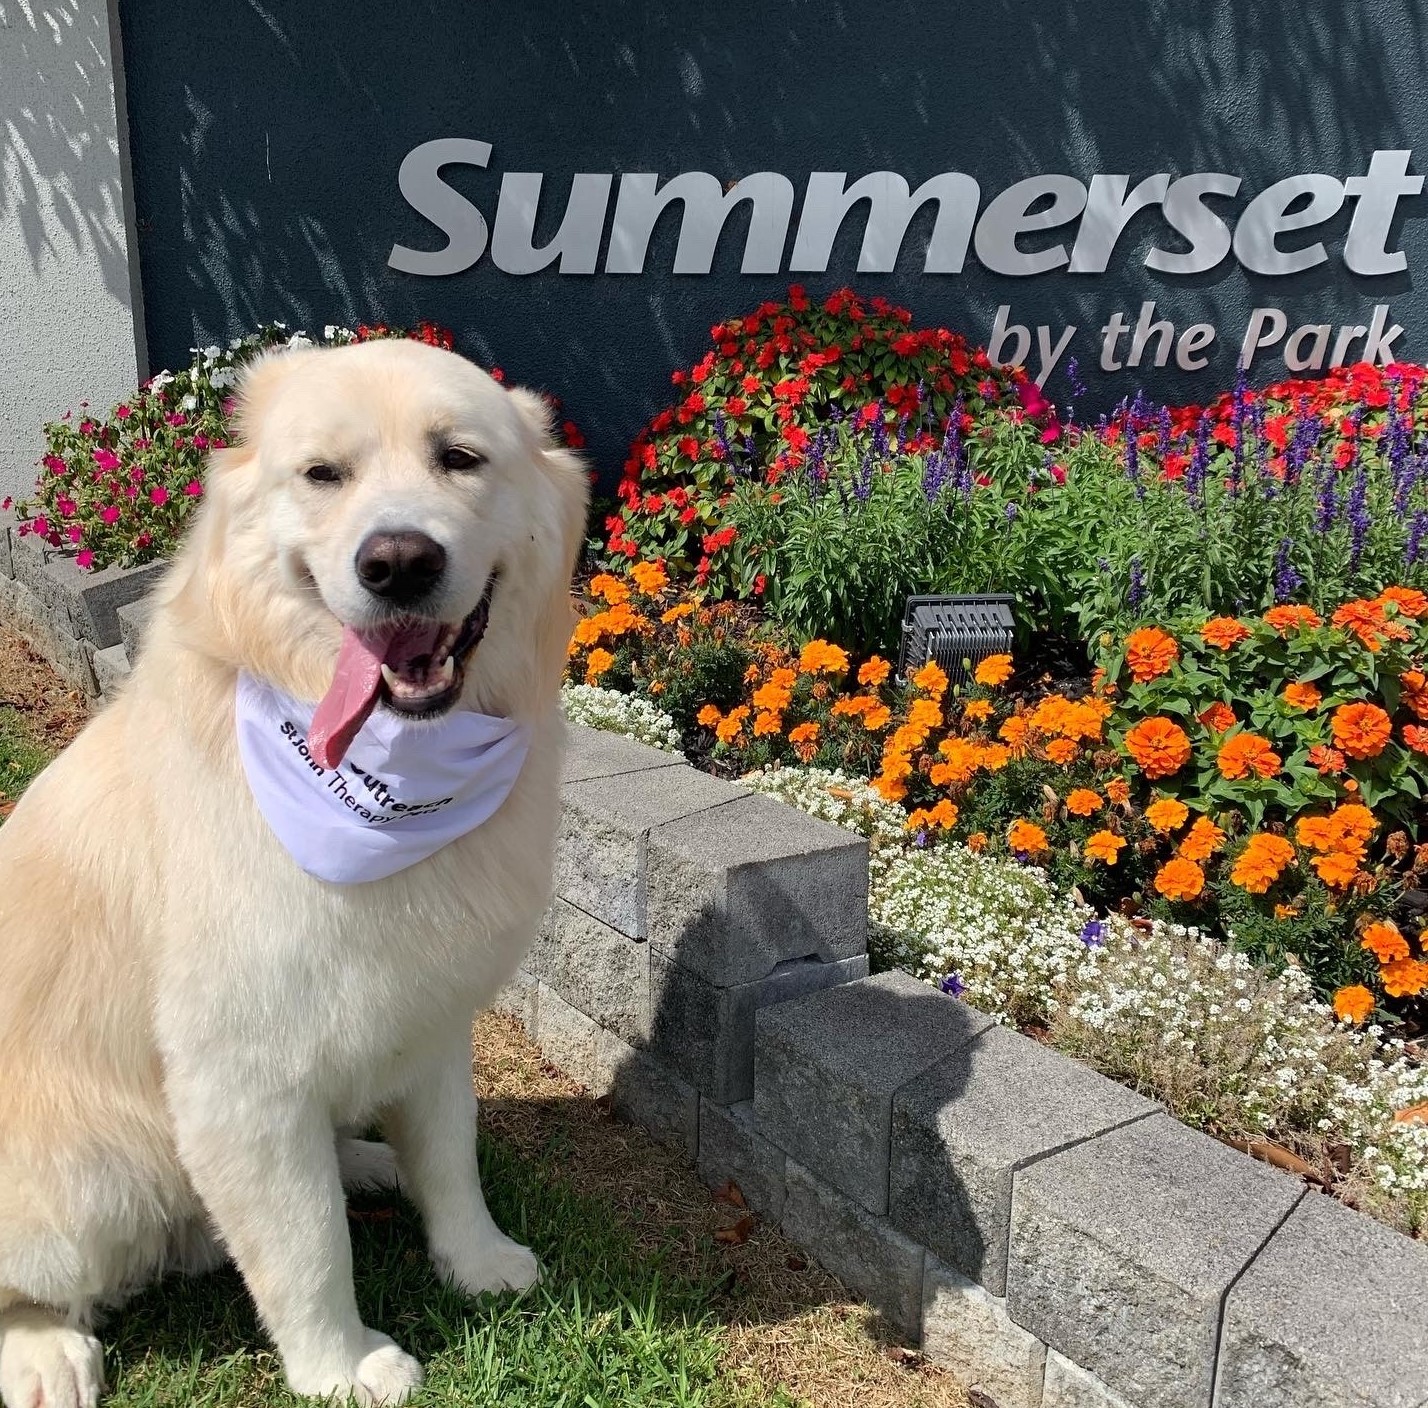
896, 593, 1016, 687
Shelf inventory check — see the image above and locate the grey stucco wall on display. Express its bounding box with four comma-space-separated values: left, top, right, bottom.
0, 0, 146, 507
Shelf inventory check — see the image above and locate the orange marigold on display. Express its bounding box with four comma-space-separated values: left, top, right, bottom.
910, 698, 944, 730
1263, 604, 1322, 635
974, 653, 1014, 687
753, 710, 783, 737
1333, 985, 1375, 1024
1230, 833, 1295, 893
1085, 830, 1127, 864
908, 799, 959, 832
975, 742, 1012, 771
1144, 797, 1190, 833
912, 660, 949, 695
1124, 717, 1192, 779
1361, 920, 1411, 964
966, 831, 988, 852
1217, 732, 1281, 780
715, 706, 749, 745
799, 639, 850, 676
935, 738, 981, 785
1282, 681, 1322, 711
1379, 585, 1428, 618
589, 573, 631, 604
1179, 815, 1226, 863
1044, 737, 1079, 765
697, 704, 721, 728
832, 695, 871, 717
1197, 701, 1237, 733
999, 715, 1031, 753
1331, 701, 1393, 759
1007, 819, 1049, 854
1125, 626, 1179, 682
1106, 777, 1132, 805
584, 648, 615, 682
863, 704, 892, 731
1154, 856, 1205, 901
1201, 616, 1250, 650
661, 601, 696, 623
1382, 958, 1428, 999
629, 560, 669, 594
963, 699, 993, 724
858, 656, 892, 687
1311, 850, 1360, 889
1066, 788, 1103, 817
752, 680, 793, 712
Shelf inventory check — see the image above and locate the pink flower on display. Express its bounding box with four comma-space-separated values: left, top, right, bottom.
193, 434, 209, 449
67, 525, 83, 543
1040, 417, 1062, 445
165, 412, 187, 427
130, 467, 145, 484
135, 532, 152, 548
221, 398, 237, 417
0, 496, 11, 511
93, 448, 119, 472
99, 505, 121, 525
115, 404, 132, 419
43, 453, 66, 474
184, 480, 203, 497
1015, 381, 1051, 418
31, 516, 49, 537
133, 438, 151, 450
76, 550, 94, 569
149, 486, 169, 506
56, 496, 76, 517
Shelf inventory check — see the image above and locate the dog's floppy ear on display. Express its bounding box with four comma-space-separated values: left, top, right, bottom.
504, 384, 565, 453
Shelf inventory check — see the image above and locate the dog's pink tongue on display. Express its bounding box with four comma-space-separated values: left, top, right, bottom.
308, 626, 391, 769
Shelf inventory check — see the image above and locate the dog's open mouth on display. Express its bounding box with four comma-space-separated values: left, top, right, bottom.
307, 575, 497, 769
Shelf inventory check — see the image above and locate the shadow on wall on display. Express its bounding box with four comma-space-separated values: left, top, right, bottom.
0, 0, 141, 318
112, 0, 1428, 474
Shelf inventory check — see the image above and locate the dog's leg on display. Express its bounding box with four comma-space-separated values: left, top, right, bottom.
382, 1032, 540, 1297
0, 1305, 104, 1408
172, 1097, 422, 1406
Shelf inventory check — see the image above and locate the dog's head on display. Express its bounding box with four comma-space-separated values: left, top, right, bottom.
166, 339, 588, 763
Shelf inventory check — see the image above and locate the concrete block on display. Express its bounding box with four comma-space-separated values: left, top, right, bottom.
890, 1021, 1159, 1294
644, 792, 869, 986
1041, 1351, 1136, 1408
561, 722, 685, 784
781, 1159, 925, 1338
0, 512, 13, 579
40, 553, 165, 648
921, 1256, 1047, 1408
116, 598, 152, 662
600, 1030, 700, 1158
533, 982, 610, 1096
528, 897, 650, 1045
650, 951, 869, 1104
91, 642, 132, 699
556, 765, 748, 937
1216, 1191, 1428, 1408
0, 574, 98, 695
1007, 1114, 1303, 1408
7, 518, 59, 595
489, 969, 538, 1033
697, 1098, 787, 1223
754, 971, 994, 1215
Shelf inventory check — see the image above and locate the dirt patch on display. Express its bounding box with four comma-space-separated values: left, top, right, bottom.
0, 625, 91, 750
475, 1010, 968, 1408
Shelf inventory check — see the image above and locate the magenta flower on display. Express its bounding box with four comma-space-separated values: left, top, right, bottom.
76, 550, 94, 569
115, 404, 132, 419
67, 525, 83, 544
56, 496, 76, 517
165, 412, 187, 427
32, 516, 49, 537
193, 434, 209, 449
1016, 381, 1051, 419
99, 505, 121, 525
93, 448, 119, 472
149, 486, 169, 506
43, 453, 66, 474
184, 480, 203, 497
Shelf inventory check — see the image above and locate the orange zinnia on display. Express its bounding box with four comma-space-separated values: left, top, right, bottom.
1378, 585, 1428, 618
1217, 732, 1281, 780
1066, 788, 1103, 817
1333, 985, 1375, 1024
1125, 626, 1179, 682
1230, 833, 1295, 893
1382, 958, 1428, 999
858, 656, 892, 687
1144, 797, 1190, 833
1154, 856, 1205, 901
1331, 702, 1393, 760
1332, 598, 1411, 651
1179, 815, 1226, 863
975, 653, 1014, 686
1263, 604, 1322, 635
1125, 717, 1192, 779
1282, 682, 1322, 711
1200, 616, 1250, 650
1361, 920, 1411, 964
1404, 724, 1428, 755
1198, 702, 1237, 733
1007, 819, 1049, 854
1401, 670, 1428, 721
1085, 830, 1127, 865
1307, 744, 1346, 775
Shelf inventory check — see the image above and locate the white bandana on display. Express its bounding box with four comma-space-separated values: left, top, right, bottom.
234, 671, 530, 884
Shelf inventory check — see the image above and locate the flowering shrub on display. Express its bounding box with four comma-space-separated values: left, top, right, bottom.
604, 286, 1035, 592
559, 682, 681, 752
11, 321, 584, 574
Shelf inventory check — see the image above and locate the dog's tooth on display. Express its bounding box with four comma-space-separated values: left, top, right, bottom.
438, 655, 456, 686
380, 663, 398, 691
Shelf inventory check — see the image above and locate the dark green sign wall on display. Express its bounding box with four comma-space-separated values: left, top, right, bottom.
117, 0, 1427, 478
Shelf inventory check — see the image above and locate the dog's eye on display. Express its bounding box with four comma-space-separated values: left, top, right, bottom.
305, 463, 342, 485
441, 446, 486, 471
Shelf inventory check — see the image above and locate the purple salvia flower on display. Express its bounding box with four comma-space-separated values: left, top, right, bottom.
1406, 509, 1428, 567
1347, 458, 1371, 571
871, 402, 889, 459
1129, 555, 1146, 609
1187, 410, 1212, 508
1314, 457, 1339, 535
1274, 538, 1303, 601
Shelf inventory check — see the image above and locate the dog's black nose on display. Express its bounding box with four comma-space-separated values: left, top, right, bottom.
355, 531, 447, 604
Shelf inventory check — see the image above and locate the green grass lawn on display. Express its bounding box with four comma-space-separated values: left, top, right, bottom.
105, 1140, 754, 1407
0, 702, 51, 815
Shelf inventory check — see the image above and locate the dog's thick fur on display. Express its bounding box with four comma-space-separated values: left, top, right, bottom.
0, 340, 588, 1406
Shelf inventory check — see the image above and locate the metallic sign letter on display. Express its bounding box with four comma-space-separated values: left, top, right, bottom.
1146, 173, 1240, 275
1344, 150, 1423, 276
1233, 173, 1344, 275
491, 173, 614, 274
388, 138, 492, 276
974, 175, 1088, 276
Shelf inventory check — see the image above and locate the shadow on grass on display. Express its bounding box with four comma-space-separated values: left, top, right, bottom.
101, 1135, 744, 1408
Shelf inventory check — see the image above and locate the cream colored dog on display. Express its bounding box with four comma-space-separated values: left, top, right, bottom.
0, 339, 588, 1406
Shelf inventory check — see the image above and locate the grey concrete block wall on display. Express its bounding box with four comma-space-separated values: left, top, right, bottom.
530, 897, 650, 1046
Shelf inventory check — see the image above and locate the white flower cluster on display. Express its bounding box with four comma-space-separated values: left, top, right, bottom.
744, 764, 1428, 1234
559, 683, 682, 752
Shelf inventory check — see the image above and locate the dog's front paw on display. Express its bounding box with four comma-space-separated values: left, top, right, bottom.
286, 1330, 423, 1406
435, 1230, 541, 1298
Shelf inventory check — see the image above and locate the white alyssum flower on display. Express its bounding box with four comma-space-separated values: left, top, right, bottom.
559, 683, 682, 752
